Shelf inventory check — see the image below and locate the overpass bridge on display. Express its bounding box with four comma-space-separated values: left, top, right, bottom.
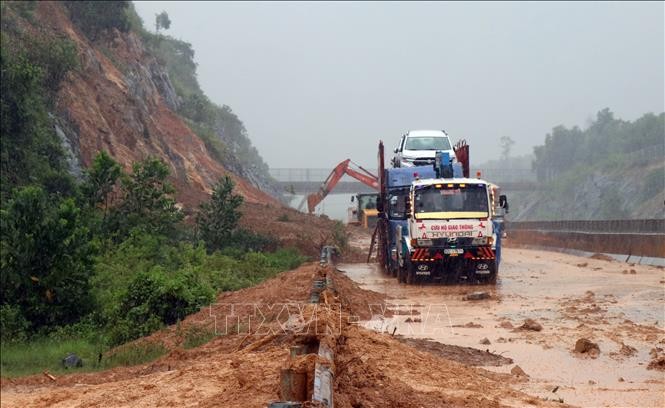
270, 168, 540, 195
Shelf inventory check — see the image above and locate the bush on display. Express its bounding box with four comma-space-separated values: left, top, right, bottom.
227, 229, 278, 252
0, 187, 97, 331
0, 305, 29, 343
64, 1, 130, 41
108, 266, 214, 345
332, 220, 349, 250
23, 37, 79, 95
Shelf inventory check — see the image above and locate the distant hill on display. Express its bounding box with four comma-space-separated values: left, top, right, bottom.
481, 110, 664, 220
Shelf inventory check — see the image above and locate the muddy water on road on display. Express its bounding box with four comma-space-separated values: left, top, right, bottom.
338, 247, 665, 408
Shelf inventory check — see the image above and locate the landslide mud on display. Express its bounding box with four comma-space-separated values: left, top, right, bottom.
338, 245, 665, 408
1, 262, 568, 408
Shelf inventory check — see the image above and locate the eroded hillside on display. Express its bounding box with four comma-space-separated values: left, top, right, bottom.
4, 1, 278, 208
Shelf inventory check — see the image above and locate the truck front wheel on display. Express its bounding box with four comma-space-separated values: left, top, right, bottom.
488, 260, 498, 284
478, 260, 498, 284
405, 258, 415, 284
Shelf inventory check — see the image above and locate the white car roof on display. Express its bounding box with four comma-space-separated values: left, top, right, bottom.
412, 177, 488, 186
406, 130, 448, 138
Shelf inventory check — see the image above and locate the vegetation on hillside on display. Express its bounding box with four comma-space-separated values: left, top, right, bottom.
519, 109, 665, 220
532, 109, 664, 183
0, 2, 305, 377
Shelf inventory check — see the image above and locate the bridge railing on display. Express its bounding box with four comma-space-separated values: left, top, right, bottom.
270, 167, 538, 184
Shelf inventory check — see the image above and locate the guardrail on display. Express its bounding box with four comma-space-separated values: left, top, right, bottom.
507, 219, 665, 260
509, 219, 665, 234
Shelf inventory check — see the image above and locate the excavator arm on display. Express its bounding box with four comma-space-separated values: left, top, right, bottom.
305, 160, 378, 214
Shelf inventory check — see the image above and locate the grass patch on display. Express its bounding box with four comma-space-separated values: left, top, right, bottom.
0, 338, 167, 378
1, 338, 102, 377
182, 325, 217, 349
103, 341, 168, 368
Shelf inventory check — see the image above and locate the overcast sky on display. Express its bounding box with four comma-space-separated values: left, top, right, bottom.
135, 1, 664, 169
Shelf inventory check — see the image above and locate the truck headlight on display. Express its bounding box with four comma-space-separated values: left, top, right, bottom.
416, 239, 433, 246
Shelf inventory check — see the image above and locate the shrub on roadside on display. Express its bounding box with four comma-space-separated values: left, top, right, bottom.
0, 305, 29, 343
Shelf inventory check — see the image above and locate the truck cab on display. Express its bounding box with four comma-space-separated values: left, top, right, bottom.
381, 166, 436, 275
393, 151, 508, 284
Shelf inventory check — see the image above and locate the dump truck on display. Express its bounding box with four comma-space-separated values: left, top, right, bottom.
371, 140, 508, 284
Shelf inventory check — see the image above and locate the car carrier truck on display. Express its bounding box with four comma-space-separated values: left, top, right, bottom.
371, 139, 508, 284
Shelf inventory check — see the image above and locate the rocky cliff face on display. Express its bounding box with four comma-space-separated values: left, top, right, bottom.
36, 2, 279, 208
512, 160, 665, 221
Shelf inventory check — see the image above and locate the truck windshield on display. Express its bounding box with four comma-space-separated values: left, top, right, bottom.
405, 137, 451, 151
413, 184, 489, 219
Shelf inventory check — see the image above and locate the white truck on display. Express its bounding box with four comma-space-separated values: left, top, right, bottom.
394, 151, 508, 284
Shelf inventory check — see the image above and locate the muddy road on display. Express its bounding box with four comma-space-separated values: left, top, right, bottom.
338, 245, 665, 408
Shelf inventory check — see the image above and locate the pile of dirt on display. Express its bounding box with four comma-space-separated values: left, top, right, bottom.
574, 338, 600, 358
393, 336, 513, 367
141, 262, 322, 349
517, 318, 543, 332
648, 347, 665, 371
239, 202, 359, 258
590, 253, 615, 262
329, 268, 391, 320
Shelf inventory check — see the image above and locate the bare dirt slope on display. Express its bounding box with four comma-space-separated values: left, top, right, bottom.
239, 203, 346, 257
11, 2, 278, 208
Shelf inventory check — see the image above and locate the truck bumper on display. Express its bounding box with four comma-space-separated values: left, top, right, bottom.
408, 246, 496, 281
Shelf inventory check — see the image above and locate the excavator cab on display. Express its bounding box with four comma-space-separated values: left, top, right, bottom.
348, 193, 379, 228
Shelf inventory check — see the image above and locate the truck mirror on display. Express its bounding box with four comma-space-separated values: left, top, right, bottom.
499, 195, 509, 212
393, 147, 399, 154
376, 197, 384, 212
405, 196, 411, 218
351, 196, 354, 203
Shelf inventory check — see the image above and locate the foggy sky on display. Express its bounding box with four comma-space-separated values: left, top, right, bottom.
135, 1, 664, 169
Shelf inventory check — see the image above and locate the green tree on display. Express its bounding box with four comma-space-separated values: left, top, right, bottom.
196, 176, 244, 251
155, 11, 171, 32
110, 157, 183, 238
0, 187, 97, 330
81, 151, 122, 212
